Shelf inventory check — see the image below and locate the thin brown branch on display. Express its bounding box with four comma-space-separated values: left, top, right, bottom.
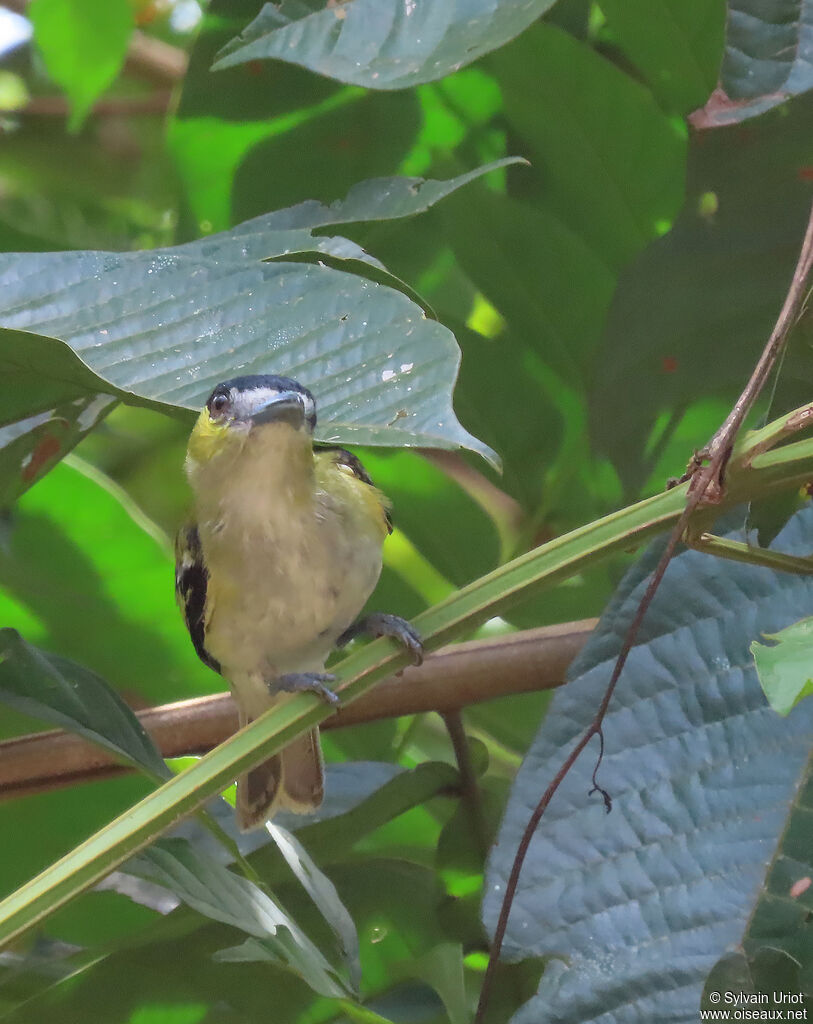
419, 448, 527, 555
21, 92, 173, 117
124, 31, 188, 86
0, 621, 595, 801
474, 199, 813, 1024
442, 710, 489, 859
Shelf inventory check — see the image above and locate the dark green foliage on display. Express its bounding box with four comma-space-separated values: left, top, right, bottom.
1, 2, 813, 1022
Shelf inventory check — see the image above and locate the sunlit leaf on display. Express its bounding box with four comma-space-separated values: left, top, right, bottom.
29, 0, 133, 130
752, 616, 813, 715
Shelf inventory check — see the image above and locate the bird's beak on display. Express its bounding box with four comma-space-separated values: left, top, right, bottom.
249, 390, 306, 429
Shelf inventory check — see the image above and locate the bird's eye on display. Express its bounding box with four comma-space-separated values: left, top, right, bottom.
211, 394, 230, 415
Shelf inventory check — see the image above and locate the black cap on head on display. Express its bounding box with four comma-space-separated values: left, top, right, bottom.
206, 375, 317, 430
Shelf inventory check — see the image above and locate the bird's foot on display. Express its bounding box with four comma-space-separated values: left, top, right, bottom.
337, 613, 424, 666
269, 672, 340, 707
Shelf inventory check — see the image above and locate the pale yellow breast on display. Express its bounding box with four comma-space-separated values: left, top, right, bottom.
195, 436, 386, 683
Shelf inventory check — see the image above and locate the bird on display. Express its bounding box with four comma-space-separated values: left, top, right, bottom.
175, 374, 423, 830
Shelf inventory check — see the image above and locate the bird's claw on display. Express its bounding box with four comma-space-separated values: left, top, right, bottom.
269, 672, 341, 707
337, 613, 424, 666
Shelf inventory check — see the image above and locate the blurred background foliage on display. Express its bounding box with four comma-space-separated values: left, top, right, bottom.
0, 0, 811, 1021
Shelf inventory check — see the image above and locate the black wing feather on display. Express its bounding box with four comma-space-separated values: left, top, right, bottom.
317, 445, 393, 533
175, 523, 222, 674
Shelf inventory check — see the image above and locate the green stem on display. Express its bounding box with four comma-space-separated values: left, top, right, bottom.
688, 534, 813, 575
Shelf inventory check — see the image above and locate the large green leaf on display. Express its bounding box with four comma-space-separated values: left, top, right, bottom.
441, 190, 615, 383
212, 0, 558, 90
0, 166, 517, 477
0, 629, 168, 779
591, 91, 813, 495
599, 0, 725, 115
702, 743, 813, 1002
489, 22, 687, 272
484, 509, 813, 1023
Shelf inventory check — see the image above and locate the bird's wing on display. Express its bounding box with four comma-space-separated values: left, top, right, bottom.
316, 445, 393, 533
175, 521, 222, 674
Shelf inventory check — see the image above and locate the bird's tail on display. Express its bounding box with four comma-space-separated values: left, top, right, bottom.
235, 711, 324, 831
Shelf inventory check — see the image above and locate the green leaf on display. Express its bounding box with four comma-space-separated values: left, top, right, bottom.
0, 325, 122, 504
29, 0, 133, 131
490, 22, 687, 270
752, 617, 813, 715
171, 0, 420, 235
212, 0, 559, 89
0, 458, 214, 705
703, 948, 809, 1011
484, 508, 813, 1022
600, 0, 725, 115
442, 192, 615, 382
723, 0, 813, 101
128, 837, 350, 999
295, 761, 459, 864
0, 167, 520, 470
591, 92, 813, 495
0, 628, 169, 779
267, 822, 361, 990
400, 943, 468, 1024
0, 328, 121, 428
702, 748, 813, 1002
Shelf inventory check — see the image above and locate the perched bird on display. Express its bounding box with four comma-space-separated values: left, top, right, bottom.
176, 374, 423, 830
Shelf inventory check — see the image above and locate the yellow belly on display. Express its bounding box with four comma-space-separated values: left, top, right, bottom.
201, 483, 383, 685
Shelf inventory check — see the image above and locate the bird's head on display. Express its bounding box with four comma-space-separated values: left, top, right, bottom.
186, 374, 317, 469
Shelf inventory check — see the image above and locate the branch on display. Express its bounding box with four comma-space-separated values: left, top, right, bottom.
124, 31, 188, 86
0, 621, 595, 800
21, 92, 173, 117
474, 198, 813, 1024
419, 448, 527, 557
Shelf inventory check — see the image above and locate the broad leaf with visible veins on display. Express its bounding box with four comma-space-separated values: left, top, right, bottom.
485, 510, 813, 1022
0, 164, 513, 505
